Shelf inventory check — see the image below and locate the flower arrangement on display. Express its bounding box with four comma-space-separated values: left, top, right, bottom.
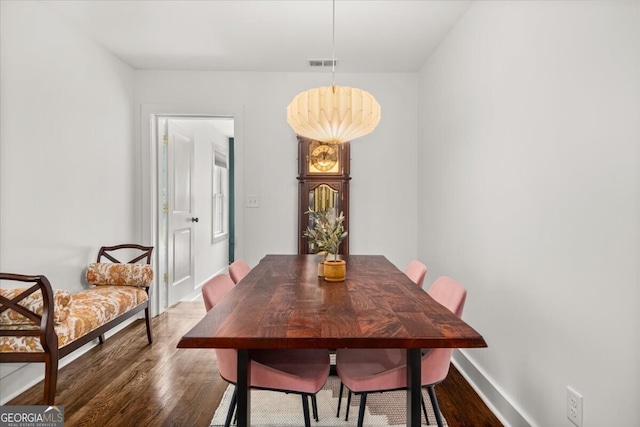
304, 208, 348, 261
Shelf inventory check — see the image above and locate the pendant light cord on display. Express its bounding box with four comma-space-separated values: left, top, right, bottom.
331, 0, 336, 90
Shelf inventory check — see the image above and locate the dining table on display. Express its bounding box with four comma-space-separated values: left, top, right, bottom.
177, 254, 487, 426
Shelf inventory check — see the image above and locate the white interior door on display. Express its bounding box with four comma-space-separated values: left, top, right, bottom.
167, 119, 196, 305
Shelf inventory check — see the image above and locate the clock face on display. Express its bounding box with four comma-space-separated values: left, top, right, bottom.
309, 143, 339, 173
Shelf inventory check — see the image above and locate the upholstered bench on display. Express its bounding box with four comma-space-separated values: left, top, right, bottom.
0, 244, 154, 405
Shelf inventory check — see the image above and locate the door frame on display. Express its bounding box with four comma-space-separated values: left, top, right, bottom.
140, 104, 245, 316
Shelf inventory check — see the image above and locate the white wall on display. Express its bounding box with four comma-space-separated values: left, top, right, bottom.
0, 1, 137, 403
136, 71, 419, 270
418, 1, 640, 426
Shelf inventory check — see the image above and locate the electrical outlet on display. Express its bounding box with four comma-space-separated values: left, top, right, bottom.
567, 386, 583, 427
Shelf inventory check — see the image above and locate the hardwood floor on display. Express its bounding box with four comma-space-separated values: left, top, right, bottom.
7, 301, 503, 427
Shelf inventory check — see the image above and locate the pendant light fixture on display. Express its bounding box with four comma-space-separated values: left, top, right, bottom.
287, 0, 381, 144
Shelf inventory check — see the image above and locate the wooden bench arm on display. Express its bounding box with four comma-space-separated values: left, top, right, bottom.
0, 273, 59, 354
0, 273, 60, 405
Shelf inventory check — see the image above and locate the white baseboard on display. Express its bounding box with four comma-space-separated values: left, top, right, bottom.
452, 350, 534, 427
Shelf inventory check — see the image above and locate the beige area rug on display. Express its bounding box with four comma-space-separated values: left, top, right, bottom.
210, 375, 447, 426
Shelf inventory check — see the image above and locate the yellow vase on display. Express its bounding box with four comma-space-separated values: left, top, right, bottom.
318, 262, 325, 277
323, 260, 346, 282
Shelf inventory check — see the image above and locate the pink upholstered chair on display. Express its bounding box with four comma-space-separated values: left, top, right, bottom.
335, 276, 467, 427
404, 260, 427, 288
202, 274, 236, 312
229, 259, 251, 284
202, 274, 330, 427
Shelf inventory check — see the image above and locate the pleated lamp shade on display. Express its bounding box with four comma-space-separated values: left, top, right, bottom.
287, 85, 381, 144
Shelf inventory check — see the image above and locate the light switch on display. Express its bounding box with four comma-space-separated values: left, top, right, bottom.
246, 195, 260, 208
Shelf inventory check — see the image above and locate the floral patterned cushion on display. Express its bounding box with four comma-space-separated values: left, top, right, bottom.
0, 286, 148, 352
86, 263, 153, 287
0, 288, 72, 325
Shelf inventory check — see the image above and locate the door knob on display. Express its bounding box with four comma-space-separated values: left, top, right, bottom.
191, 217, 199, 223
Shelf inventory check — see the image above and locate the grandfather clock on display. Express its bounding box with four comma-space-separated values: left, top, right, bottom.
297, 136, 350, 255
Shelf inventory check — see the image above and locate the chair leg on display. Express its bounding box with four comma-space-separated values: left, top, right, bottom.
345, 390, 352, 421
336, 381, 344, 417
43, 353, 58, 405
145, 306, 153, 344
427, 385, 444, 427
301, 394, 311, 427
224, 387, 237, 427
98, 334, 105, 344
311, 394, 319, 421
421, 389, 430, 425
357, 393, 367, 427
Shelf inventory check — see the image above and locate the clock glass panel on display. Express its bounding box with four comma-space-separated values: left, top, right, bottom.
309, 142, 339, 173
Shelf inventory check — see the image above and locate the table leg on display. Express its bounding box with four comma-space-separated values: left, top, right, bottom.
406, 348, 422, 427
236, 349, 251, 427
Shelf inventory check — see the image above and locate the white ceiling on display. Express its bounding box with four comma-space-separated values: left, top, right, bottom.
42, 0, 471, 73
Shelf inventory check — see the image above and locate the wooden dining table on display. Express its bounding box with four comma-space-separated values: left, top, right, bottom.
178, 254, 487, 426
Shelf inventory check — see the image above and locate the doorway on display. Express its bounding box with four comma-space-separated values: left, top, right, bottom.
141, 104, 244, 316
156, 116, 235, 310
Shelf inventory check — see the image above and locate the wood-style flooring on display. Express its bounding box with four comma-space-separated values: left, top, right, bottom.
7, 301, 503, 427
